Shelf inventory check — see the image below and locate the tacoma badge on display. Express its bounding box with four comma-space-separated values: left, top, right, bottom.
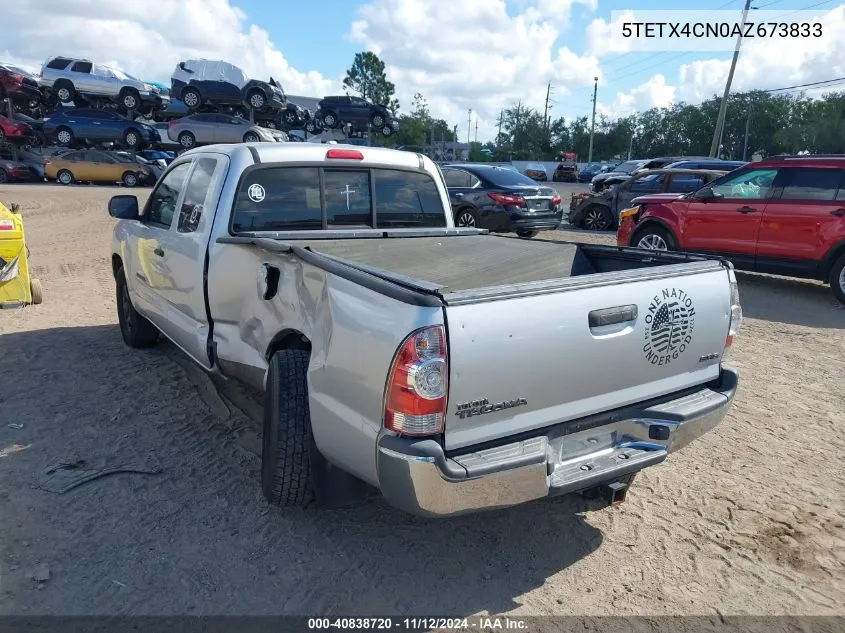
455, 397, 528, 419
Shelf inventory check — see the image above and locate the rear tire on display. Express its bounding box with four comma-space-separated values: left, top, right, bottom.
830, 254, 845, 305
243, 131, 260, 143
178, 131, 196, 149
261, 349, 316, 507
120, 89, 140, 111
582, 204, 614, 231
56, 169, 74, 185
247, 90, 266, 110
124, 128, 142, 149
516, 230, 538, 238
181, 88, 201, 110
122, 171, 139, 187
55, 81, 75, 103
455, 208, 478, 228
116, 268, 159, 348
29, 278, 43, 305
321, 112, 338, 128
633, 225, 677, 251
55, 126, 74, 146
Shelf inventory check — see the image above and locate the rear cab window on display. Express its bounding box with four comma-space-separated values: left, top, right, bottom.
776, 167, 845, 201
231, 166, 446, 232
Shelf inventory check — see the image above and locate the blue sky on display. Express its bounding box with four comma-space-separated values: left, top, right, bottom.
2, 0, 843, 141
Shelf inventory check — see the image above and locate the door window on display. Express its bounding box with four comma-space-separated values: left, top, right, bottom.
667, 174, 705, 193
629, 173, 666, 192
178, 158, 217, 233
71, 61, 92, 74
777, 167, 844, 201
145, 162, 190, 228
709, 168, 778, 200
443, 169, 472, 188
46, 58, 72, 70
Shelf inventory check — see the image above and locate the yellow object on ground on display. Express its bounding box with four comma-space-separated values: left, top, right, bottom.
0, 202, 42, 308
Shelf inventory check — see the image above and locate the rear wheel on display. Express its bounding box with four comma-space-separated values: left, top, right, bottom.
830, 254, 845, 305
304, 120, 319, 134
122, 171, 139, 187
181, 88, 201, 109
116, 268, 159, 348
55, 127, 74, 146
124, 129, 142, 149
633, 225, 676, 251
55, 81, 75, 103
516, 230, 538, 239
29, 278, 43, 305
243, 131, 261, 143
455, 208, 478, 228
582, 204, 613, 231
371, 113, 385, 128
283, 109, 298, 126
120, 89, 140, 111
178, 131, 196, 149
56, 169, 74, 185
262, 348, 316, 507
321, 112, 338, 128
381, 125, 393, 137
247, 90, 267, 110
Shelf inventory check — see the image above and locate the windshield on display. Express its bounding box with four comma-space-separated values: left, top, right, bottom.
483, 167, 544, 187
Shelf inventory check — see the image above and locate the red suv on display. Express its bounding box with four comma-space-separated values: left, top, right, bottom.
617, 156, 845, 304
0, 63, 43, 108
0, 114, 36, 145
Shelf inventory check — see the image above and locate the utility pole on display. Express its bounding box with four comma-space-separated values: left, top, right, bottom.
543, 81, 551, 132
709, 0, 752, 158
467, 109, 472, 148
588, 77, 598, 163
497, 108, 503, 143
628, 128, 634, 160
453, 124, 458, 160
743, 104, 751, 161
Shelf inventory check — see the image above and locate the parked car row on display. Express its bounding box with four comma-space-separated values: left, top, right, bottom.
617, 155, 845, 305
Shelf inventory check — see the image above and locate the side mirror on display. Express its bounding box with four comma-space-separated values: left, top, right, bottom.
693, 186, 716, 201
109, 195, 139, 220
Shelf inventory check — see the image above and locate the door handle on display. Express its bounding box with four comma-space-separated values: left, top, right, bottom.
455, 192, 464, 197
589, 304, 638, 328
831, 208, 845, 217
736, 206, 757, 214
153, 247, 164, 257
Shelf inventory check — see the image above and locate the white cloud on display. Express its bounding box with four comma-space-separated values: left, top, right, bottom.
0, 0, 339, 98
349, 0, 600, 141
585, 10, 636, 57
597, 74, 676, 118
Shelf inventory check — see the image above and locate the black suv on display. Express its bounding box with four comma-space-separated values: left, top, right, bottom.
315, 95, 397, 136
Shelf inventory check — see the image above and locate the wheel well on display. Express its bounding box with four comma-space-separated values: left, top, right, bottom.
119, 86, 139, 96
821, 241, 845, 279
112, 254, 123, 279
266, 329, 312, 361
631, 218, 674, 243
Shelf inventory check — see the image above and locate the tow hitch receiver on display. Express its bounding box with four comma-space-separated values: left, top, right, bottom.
603, 481, 629, 506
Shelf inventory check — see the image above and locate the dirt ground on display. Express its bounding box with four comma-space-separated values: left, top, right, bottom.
0, 182, 843, 618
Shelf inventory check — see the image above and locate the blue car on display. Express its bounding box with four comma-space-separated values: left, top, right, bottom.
42, 107, 159, 149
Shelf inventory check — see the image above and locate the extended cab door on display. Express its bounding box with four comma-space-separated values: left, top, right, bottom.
681, 166, 778, 266
756, 166, 845, 276
124, 161, 192, 327
153, 154, 229, 367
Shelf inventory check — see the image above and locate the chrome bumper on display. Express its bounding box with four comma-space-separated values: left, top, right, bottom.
377, 367, 738, 518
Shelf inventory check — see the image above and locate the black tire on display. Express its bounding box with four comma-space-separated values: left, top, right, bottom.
632, 224, 677, 252
181, 87, 201, 110
516, 229, 538, 238
115, 268, 159, 348
381, 125, 393, 137
124, 128, 142, 149
55, 126, 74, 146
283, 109, 298, 126
371, 113, 385, 128
56, 169, 74, 185
830, 254, 845, 305
29, 278, 43, 305
247, 90, 266, 110
122, 171, 139, 187
120, 89, 141, 111
243, 131, 260, 143
321, 111, 338, 128
261, 349, 316, 507
55, 81, 75, 103
304, 120, 318, 134
230, 106, 248, 120
455, 207, 478, 228
0, 169, 8, 184
178, 131, 195, 149
582, 204, 614, 231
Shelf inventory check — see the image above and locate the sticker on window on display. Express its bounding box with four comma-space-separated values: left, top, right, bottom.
247, 183, 266, 203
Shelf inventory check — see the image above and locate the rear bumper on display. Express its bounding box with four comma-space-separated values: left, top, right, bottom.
508, 210, 563, 232
377, 367, 738, 517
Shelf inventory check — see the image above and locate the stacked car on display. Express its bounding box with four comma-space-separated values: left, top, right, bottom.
312, 95, 398, 137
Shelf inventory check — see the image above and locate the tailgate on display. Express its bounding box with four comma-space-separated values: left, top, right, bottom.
444, 265, 732, 450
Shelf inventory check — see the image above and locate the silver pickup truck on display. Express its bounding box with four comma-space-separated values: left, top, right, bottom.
109, 143, 742, 517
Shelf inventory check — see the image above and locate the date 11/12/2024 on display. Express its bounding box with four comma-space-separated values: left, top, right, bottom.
307, 617, 528, 630
621, 21, 822, 39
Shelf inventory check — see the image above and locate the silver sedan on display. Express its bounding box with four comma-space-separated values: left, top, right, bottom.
167, 113, 287, 149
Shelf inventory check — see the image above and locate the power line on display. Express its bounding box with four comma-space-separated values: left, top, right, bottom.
764, 76, 845, 92
767, 0, 836, 19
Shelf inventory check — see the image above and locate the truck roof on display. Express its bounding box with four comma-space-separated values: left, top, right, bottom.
181, 142, 428, 170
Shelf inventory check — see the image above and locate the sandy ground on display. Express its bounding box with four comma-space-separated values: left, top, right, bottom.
0, 182, 843, 618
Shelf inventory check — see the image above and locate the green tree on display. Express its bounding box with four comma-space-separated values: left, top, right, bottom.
343, 51, 399, 111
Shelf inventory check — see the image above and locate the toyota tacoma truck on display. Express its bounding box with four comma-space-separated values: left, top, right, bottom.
108, 142, 742, 517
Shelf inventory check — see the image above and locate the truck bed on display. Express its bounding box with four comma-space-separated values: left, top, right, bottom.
302, 234, 713, 295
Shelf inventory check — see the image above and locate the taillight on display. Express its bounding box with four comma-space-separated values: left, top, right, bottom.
488, 192, 525, 206
724, 271, 743, 353
384, 325, 448, 436
552, 194, 561, 206
326, 148, 363, 160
